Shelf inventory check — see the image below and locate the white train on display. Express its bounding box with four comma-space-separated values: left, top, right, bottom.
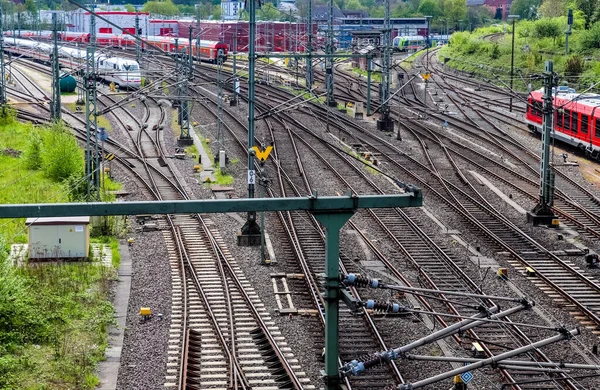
3, 37, 141, 88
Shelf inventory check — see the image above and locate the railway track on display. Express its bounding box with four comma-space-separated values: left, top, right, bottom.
9, 43, 600, 389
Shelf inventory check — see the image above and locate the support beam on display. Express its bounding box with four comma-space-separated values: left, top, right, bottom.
50, 13, 61, 121
0, 193, 422, 219
377, 0, 393, 131
238, 0, 261, 246
325, 0, 336, 107
406, 354, 600, 371
0, 8, 7, 108
398, 328, 580, 389
306, 0, 313, 90
528, 60, 556, 226
313, 212, 354, 390
85, 14, 98, 200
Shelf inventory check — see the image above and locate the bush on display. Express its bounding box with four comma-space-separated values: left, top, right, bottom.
533, 18, 562, 39
565, 55, 585, 76
489, 44, 500, 59
579, 22, 600, 50
0, 108, 16, 126
40, 123, 84, 182
23, 132, 43, 170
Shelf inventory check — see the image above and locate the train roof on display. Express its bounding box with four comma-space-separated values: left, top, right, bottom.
532, 87, 600, 112
58, 46, 87, 58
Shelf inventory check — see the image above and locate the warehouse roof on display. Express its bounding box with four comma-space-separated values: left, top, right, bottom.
26, 216, 91, 225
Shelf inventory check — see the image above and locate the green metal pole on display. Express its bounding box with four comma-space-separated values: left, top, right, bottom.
366, 56, 371, 116
0, 8, 6, 108
232, 27, 238, 106
248, 0, 256, 199
306, 0, 313, 90
325, 0, 335, 107
312, 211, 354, 390
238, 0, 261, 245
51, 13, 61, 120
135, 12, 140, 63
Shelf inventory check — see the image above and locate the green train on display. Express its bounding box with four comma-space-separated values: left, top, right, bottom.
392, 35, 450, 52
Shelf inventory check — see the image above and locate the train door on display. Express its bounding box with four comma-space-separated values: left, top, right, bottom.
592, 110, 600, 157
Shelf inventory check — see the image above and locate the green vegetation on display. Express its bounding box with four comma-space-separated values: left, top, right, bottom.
439, 14, 600, 91
96, 115, 113, 132
352, 67, 382, 82
91, 236, 121, 268
0, 121, 72, 243
185, 144, 198, 156
0, 84, 122, 390
0, 255, 115, 389
212, 168, 234, 185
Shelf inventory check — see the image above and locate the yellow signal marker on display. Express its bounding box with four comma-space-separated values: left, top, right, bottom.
422, 73, 431, 81
252, 146, 273, 162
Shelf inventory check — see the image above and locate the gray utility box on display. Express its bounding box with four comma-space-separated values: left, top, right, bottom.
26, 216, 90, 260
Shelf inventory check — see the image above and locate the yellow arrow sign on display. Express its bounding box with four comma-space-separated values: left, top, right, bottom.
422, 73, 431, 81
252, 146, 273, 162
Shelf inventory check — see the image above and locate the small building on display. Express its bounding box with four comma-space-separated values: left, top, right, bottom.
70, 10, 150, 35
222, 0, 245, 20
26, 216, 90, 260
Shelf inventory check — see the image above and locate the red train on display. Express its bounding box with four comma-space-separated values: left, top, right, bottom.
5, 30, 228, 62
526, 87, 600, 159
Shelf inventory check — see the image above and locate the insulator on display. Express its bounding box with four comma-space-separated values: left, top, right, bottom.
342, 273, 380, 288
365, 299, 404, 313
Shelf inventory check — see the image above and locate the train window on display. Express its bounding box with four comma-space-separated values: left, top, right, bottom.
564, 111, 571, 130
582, 115, 589, 134
572, 112, 578, 133
557, 111, 563, 127
595, 119, 600, 138
534, 101, 543, 117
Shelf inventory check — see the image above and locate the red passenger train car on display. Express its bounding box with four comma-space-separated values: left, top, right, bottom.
526, 87, 600, 159
4, 30, 228, 63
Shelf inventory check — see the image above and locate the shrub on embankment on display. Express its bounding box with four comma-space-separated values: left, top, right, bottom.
439, 16, 600, 92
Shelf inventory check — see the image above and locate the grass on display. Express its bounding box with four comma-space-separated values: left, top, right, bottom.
0, 260, 115, 389
0, 121, 68, 243
184, 144, 198, 156
0, 112, 122, 389
200, 137, 214, 162
352, 67, 382, 82
91, 236, 121, 269
211, 167, 234, 185
96, 115, 113, 132
61, 91, 77, 96
438, 18, 600, 92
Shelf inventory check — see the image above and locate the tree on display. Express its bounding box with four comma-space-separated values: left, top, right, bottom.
346, 0, 365, 11
579, 21, 600, 49
467, 6, 493, 29
443, 0, 467, 25
24, 0, 37, 15
257, 3, 281, 20
143, 0, 180, 16
211, 4, 222, 20
370, 5, 384, 17
418, 0, 442, 19
575, 0, 598, 29
125, 4, 135, 12
510, 0, 541, 19
538, 0, 567, 17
